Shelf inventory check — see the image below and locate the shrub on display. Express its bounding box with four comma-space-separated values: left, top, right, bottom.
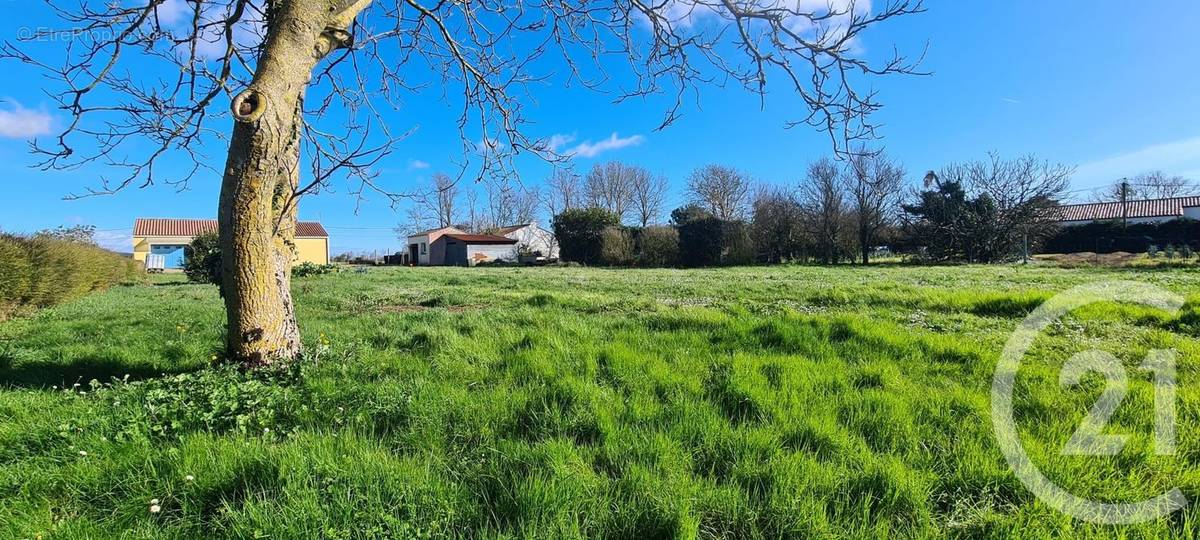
600, 226, 635, 266
184, 232, 222, 284
635, 226, 679, 267
1042, 218, 1200, 255
0, 232, 139, 319
672, 205, 752, 267
552, 207, 620, 265
292, 262, 339, 277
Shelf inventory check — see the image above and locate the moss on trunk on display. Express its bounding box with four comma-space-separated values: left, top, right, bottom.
217, 0, 370, 365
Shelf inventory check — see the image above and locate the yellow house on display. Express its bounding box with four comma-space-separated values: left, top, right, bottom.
133, 218, 329, 270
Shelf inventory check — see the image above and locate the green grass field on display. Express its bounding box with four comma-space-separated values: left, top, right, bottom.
1, 265, 1198, 538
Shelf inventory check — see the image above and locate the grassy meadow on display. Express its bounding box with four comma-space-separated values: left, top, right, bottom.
1, 264, 1199, 538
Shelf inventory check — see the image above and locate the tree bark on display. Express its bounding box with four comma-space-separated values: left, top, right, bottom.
217, 0, 370, 365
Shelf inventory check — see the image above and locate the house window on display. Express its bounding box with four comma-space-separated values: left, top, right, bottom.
421, 242, 427, 254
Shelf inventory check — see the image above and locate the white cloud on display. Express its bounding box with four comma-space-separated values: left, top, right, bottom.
645, 0, 870, 50
408, 159, 430, 170
95, 230, 133, 253
153, 0, 190, 26
0, 100, 53, 139
545, 133, 577, 152
184, 6, 267, 60
1074, 136, 1200, 190
564, 132, 645, 159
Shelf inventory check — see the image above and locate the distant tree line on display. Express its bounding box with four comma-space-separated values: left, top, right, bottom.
546, 152, 1096, 266
403, 152, 1192, 266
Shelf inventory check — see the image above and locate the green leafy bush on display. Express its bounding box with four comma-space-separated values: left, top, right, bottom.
672, 204, 752, 267
292, 262, 339, 277
635, 226, 680, 267
600, 226, 634, 266
0, 232, 140, 319
184, 232, 222, 284
552, 207, 620, 265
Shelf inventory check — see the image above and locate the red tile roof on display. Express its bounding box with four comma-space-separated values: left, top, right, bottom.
1056, 196, 1200, 222
441, 233, 518, 244
134, 218, 328, 237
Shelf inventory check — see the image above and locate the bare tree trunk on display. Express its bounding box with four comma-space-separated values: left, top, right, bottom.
218, 0, 369, 365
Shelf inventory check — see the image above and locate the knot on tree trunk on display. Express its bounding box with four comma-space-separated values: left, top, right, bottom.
231, 90, 266, 123
316, 27, 353, 57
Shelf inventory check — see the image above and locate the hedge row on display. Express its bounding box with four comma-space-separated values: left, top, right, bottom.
0, 234, 141, 319
1041, 218, 1200, 254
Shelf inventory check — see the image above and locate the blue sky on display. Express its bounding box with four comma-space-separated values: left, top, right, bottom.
1, 1, 1199, 253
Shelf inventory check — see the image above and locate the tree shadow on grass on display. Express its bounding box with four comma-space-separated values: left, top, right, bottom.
0, 353, 199, 389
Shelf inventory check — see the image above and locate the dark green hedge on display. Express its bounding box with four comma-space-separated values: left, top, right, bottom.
0, 234, 141, 319
1041, 218, 1199, 254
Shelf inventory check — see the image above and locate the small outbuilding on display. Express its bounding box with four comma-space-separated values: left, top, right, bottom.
405, 226, 465, 265
434, 233, 518, 266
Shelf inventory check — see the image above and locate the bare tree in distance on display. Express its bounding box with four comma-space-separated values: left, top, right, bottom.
800, 157, 849, 264
585, 162, 638, 222
687, 164, 751, 220
545, 168, 584, 218
940, 152, 1072, 257
631, 170, 670, 227
845, 150, 905, 264
463, 188, 484, 233
483, 179, 540, 230
4, 0, 925, 364
1091, 171, 1197, 202
418, 173, 460, 228
750, 185, 807, 263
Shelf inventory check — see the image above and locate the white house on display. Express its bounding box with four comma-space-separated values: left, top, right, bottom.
492, 221, 559, 261
1056, 196, 1200, 226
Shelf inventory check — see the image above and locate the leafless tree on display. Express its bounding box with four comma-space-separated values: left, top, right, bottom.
483, 178, 540, 230
939, 152, 1071, 256
463, 187, 484, 232
1092, 171, 1197, 202
799, 157, 849, 264
3, 0, 924, 364
544, 168, 583, 218
750, 185, 807, 263
630, 170, 670, 227
585, 162, 638, 221
845, 150, 905, 264
416, 172, 459, 228
687, 164, 751, 220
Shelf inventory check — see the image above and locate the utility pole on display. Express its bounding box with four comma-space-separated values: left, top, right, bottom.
1120, 179, 1129, 230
